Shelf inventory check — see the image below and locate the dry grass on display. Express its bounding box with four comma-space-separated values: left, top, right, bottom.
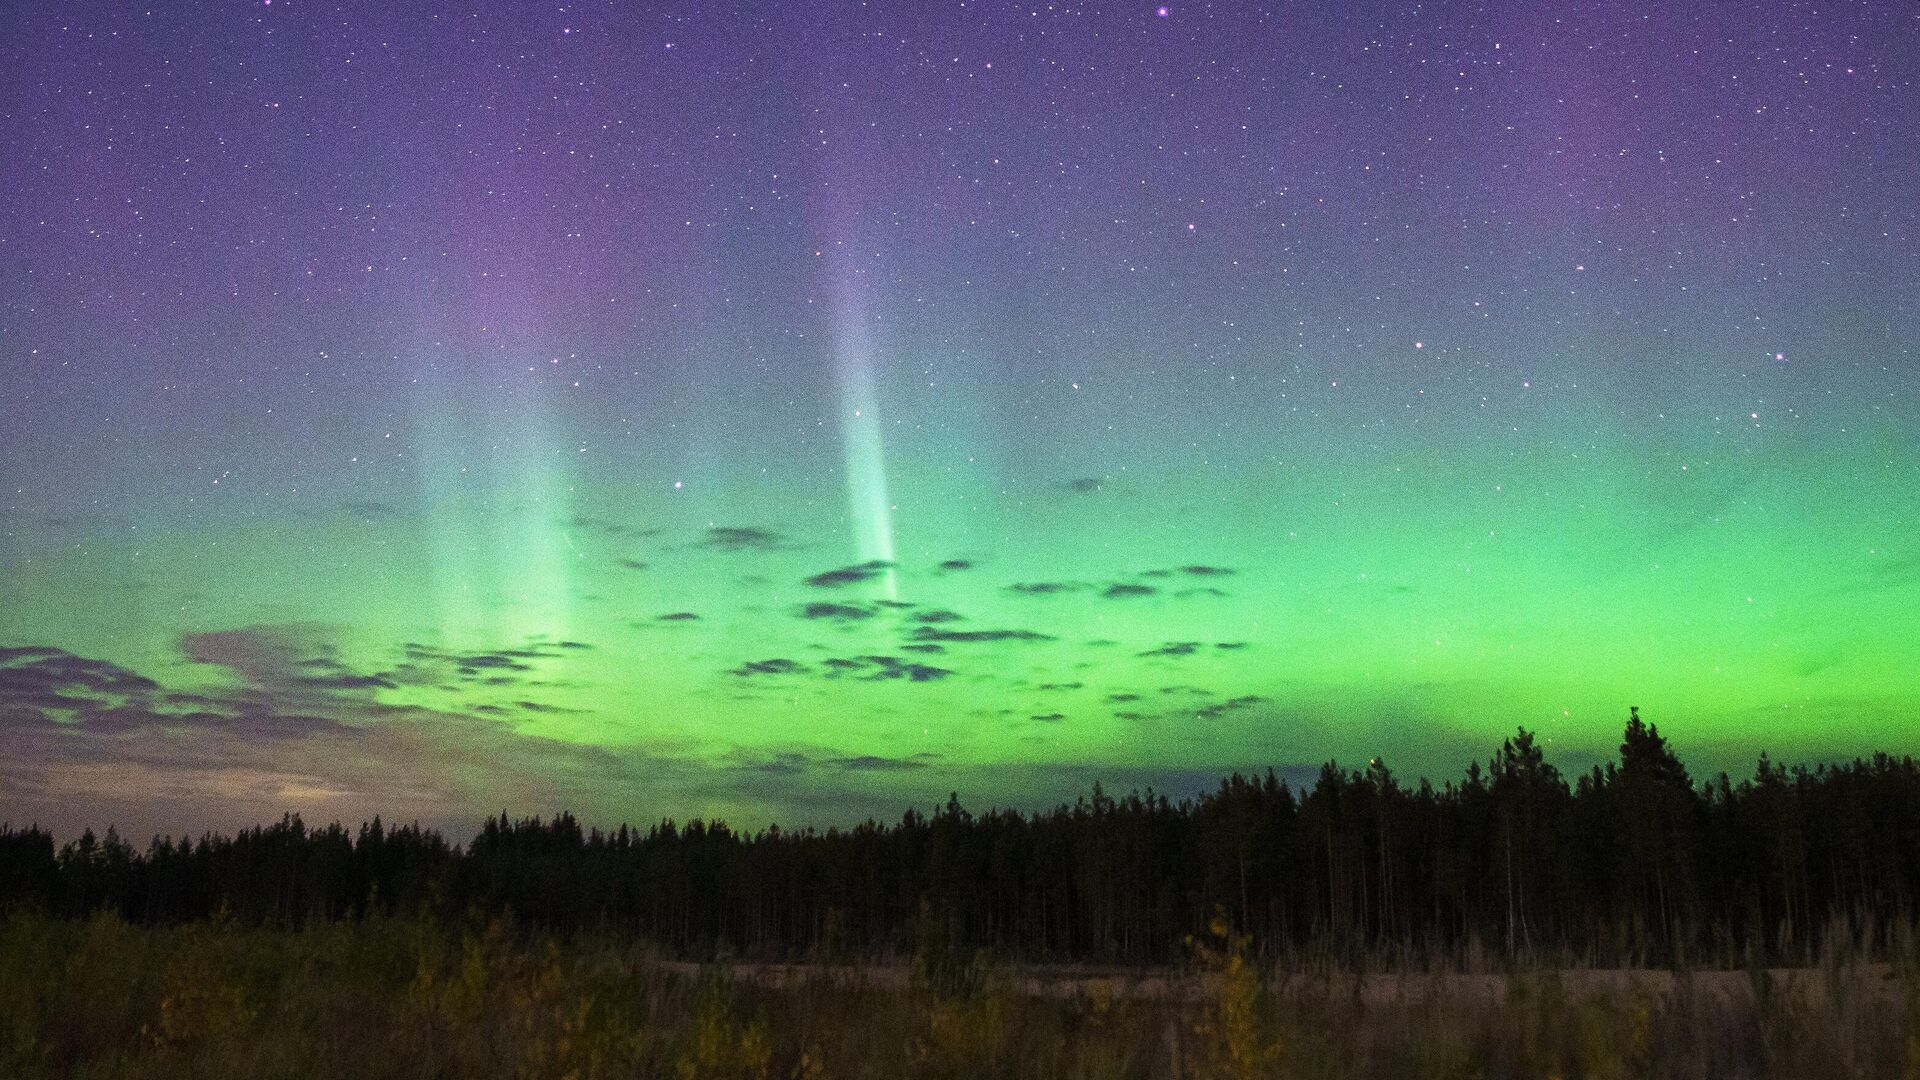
1, 910, 1914, 1079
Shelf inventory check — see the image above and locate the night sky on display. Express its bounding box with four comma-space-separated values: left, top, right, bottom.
3, 1, 1916, 839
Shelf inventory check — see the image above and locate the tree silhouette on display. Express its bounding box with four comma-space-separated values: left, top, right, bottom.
3, 709, 1916, 967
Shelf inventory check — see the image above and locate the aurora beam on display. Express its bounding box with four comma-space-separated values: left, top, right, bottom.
828, 275, 900, 602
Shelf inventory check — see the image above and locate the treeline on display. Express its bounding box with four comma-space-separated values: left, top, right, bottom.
4, 709, 1917, 966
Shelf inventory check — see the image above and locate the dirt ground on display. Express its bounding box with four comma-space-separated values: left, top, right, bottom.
645, 959, 1904, 1006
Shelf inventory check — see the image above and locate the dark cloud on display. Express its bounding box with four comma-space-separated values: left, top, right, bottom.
1031, 712, 1067, 723
937, 559, 974, 572
566, 515, 637, 537
1140, 642, 1201, 657
1062, 478, 1103, 494
67, 706, 205, 735
1102, 583, 1157, 599
703, 526, 786, 551
395, 639, 588, 685
800, 602, 874, 622
0, 638, 724, 843
295, 674, 398, 691
515, 700, 584, 714
744, 752, 812, 776
403, 642, 459, 660
375, 664, 433, 686
909, 627, 1054, 644
1215, 641, 1250, 651
183, 625, 337, 688
820, 656, 954, 683
0, 650, 160, 698
805, 561, 895, 588
617, 559, 651, 571
656, 611, 701, 622
731, 658, 807, 677
1867, 554, 1920, 585
1176, 587, 1232, 599
456, 654, 533, 671
1006, 582, 1084, 596
1035, 682, 1083, 691
899, 643, 946, 654
0, 646, 65, 662
157, 691, 223, 709
913, 609, 966, 624
0, 644, 348, 741
340, 500, 407, 522
1197, 695, 1269, 719
199, 710, 348, 739
1141, 565, 1237, 580
1107, 692, 1141, 703
827, 753, 940, 772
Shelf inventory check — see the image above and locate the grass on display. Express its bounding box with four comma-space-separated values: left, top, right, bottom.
1, 910, 1914, 1079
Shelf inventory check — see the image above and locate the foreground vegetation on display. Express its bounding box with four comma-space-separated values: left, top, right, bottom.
2, 910, 1916, 1079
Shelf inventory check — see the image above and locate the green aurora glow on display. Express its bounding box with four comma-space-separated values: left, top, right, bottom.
3, 1, 1917, 837
5, 359, 1916, 834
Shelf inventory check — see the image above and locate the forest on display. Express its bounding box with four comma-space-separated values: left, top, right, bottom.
6, 709, 1918, 968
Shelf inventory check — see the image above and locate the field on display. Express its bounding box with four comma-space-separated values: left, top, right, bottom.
4, 911, 1915, 1080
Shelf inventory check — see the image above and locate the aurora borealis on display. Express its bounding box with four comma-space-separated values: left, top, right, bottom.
3, 1, 1916, 839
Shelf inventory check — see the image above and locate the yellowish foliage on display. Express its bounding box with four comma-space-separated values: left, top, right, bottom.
0, 910, 1912, 1080
788, 1045, 827, 1080
1189, 909, 1281, 1080
677, 986, 771, 1080
915, 992, 1011, 1075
